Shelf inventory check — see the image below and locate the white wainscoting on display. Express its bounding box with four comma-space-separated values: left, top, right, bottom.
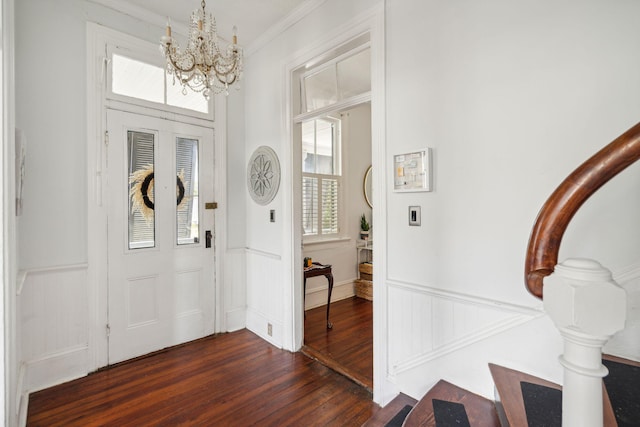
385, 279, 561, 400
387, 280, 543, 376
605, 260, 640, 361
385, 259, 640, 400
18, 264, 90, 393
245, 248, 284, 347
224, 248, 247, 332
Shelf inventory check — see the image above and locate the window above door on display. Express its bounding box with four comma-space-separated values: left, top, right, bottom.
301, 46, 371, 114
106, 35, 213, 120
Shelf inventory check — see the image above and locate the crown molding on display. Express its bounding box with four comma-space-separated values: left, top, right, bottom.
245, 0, 328, 56
86, 0, 189, 35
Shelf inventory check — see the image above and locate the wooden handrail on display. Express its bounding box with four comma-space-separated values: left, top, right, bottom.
525, 122, 640, 298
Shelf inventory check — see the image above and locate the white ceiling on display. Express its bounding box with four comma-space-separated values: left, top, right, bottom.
107, 0, 311, 47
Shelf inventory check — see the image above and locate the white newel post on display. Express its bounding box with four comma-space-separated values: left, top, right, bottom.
543, 258, 627, 427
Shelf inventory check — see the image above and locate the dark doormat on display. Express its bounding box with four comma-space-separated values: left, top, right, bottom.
384, 404, 413, 427
520, 381, 562, 427
603, 359, 640, 427
432, 399, 470, 427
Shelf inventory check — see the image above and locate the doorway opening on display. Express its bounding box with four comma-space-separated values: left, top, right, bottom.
292, 36, 373, 389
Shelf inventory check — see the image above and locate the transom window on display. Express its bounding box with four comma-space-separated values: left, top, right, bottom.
108, 42, 211, 117
302, 47, 370, 113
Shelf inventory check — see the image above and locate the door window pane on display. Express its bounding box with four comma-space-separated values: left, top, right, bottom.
176, 138, 199, 245
128, 131, 155, 249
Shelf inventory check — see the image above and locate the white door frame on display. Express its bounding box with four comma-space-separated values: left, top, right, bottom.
282, 4, 395, 405
2, 0, 17, 423
86, 23, 227, 371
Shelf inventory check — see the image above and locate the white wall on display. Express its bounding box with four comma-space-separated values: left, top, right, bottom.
303, 103, 372, 309
242, 0, 640, 404
386, 0, 640, 306
17, 0, 136, 269
382, 0, 640, 400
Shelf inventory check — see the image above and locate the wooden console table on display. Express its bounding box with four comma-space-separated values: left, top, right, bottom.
303, 263, 334, 329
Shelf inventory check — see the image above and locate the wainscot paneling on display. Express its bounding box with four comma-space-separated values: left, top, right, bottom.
245, 249, 284, 347
18, 264, 90, 393
385, 279, 564, 400
387, 280, 543, 376
224, 249, 247, 332
605, 261, 640, 361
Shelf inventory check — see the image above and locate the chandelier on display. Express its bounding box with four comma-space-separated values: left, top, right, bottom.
161, 0, 243, 99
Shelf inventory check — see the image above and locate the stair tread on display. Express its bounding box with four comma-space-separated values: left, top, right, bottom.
489, 363, 617, 427
603, 353, 640, 367
602, 356, 640, 426
362, 393, 417, 427
403, 380, 500, 427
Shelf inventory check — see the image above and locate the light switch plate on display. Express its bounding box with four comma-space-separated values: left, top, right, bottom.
409, 206, 421, 226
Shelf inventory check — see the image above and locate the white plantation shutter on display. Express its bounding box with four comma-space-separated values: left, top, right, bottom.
321, 178, 339, 234
128, 131, 155, 248
302, 177, 318, 236
302, 174, 341, 238
175, 138, 197, 244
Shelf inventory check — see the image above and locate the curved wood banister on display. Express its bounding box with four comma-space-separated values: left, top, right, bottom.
525, 122, 640, 298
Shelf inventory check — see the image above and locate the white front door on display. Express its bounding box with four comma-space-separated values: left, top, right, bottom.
106, 109, 215, 364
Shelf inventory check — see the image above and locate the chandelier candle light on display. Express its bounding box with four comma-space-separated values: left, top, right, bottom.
161, 0, 243, 98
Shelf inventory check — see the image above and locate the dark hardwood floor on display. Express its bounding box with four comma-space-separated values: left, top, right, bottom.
303, 296, 373, 391
27, 328, 377, 426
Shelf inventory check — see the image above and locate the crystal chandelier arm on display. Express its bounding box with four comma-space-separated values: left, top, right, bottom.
212, 56, 237, 77
164, 44, 197, 74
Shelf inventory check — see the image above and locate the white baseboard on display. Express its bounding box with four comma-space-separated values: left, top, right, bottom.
17, 363, 27, 427
225, 308, 246, 332
24, 344, 90, 394
246, 308, 283, 348
18, 392, 28, 427
305, 279, 355, 310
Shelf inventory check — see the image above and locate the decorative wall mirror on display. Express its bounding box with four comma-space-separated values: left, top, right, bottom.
363, 165, 372, 208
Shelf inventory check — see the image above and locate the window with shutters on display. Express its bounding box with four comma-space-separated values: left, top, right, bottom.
128, 130, 156, 249
302, 117, 342, 240
176, 137, 199, 245
127, 132, 201, 249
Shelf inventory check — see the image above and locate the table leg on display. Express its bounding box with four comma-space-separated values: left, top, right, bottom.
325, 273, 333, 329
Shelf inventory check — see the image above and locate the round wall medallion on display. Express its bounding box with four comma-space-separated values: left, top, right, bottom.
247, 146, 281, 205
